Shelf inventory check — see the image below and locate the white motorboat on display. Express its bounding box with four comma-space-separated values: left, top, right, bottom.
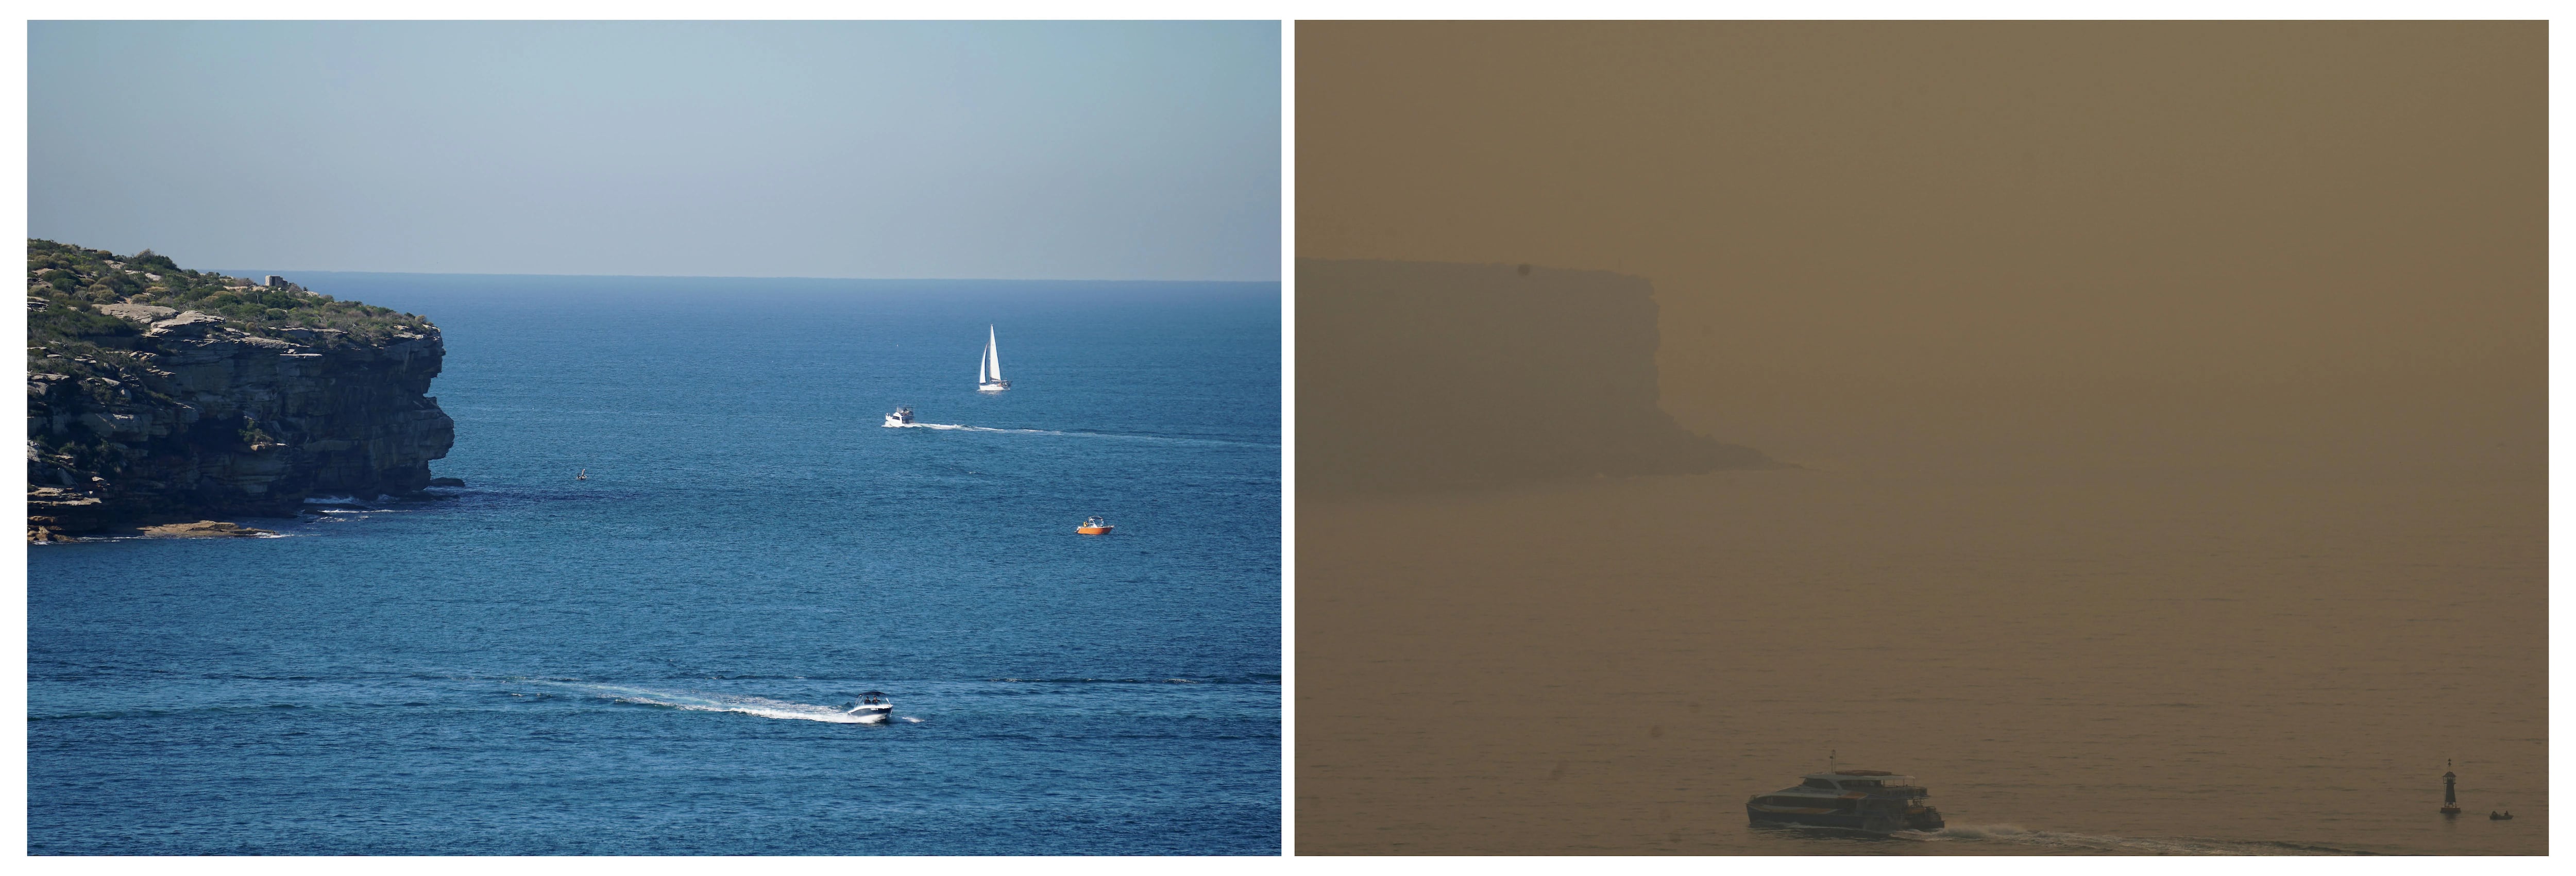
883, 406, 915, 427
977, 325, 1010, 392
846, 691, 893, 723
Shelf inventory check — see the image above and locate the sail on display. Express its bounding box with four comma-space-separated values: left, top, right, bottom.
983, 326, 1003, 382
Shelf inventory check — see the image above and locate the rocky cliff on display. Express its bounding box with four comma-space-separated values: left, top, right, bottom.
27, 241, 454, 540
1299, 258, 1769, 493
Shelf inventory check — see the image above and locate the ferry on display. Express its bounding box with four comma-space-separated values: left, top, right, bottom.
883, 407, 915, 427
845, 691, 892, 723
1746, 769, 1946, 833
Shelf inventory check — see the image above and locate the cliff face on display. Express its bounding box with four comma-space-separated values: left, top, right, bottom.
1299, 258, 1768, 493
26, 245, 454, 539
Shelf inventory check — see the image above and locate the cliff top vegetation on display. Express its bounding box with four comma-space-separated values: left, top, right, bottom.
26, 239, 431, 350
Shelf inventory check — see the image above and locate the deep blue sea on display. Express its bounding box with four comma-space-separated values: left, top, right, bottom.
28, 274, 1281, 855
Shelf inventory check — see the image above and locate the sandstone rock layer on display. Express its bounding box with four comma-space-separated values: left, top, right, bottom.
27, 313, 454, 535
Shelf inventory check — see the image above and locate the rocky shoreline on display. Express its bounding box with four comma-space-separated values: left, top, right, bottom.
28, 245, 456, 542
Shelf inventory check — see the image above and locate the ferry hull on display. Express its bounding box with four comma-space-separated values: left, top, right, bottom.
1746, 804, 1943, 833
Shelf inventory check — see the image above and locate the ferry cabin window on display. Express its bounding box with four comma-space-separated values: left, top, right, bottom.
1801, 779, 1836, 789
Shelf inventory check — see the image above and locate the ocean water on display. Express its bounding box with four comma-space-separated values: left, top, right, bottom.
1299, 460, 2544, 855
29, 274, 1281, 855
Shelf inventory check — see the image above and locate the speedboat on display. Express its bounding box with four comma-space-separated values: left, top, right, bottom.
1747, 769, 1946, 833
1076, 516, 1114, 534
883, 407, 915, 427
845, 691, 892, 723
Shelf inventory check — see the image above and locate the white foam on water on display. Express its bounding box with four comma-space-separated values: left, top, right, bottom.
545, 682, 901, 726
894, 422, 1063, 435
893, 421, 1272, 448
302, 495, 363, 506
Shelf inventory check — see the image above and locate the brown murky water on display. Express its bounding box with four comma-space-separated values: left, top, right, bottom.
1297, 453, 2543, 854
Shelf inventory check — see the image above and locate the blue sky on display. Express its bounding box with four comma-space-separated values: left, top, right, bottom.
30, 21, 1280, 281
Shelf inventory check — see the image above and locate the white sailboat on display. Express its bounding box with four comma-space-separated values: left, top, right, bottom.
977, 325, 1010, 392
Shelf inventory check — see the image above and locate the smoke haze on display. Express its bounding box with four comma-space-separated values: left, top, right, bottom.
1299, 21, 2540, 477
1295, 22, 2543, 855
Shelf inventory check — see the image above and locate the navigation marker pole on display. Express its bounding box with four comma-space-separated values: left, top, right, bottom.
2441, 759, 2462, 816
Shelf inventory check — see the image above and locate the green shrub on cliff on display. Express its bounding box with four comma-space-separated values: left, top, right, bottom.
27, 294, 139, 342
25, 239, 431, 348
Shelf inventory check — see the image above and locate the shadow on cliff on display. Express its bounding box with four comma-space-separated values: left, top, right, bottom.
1299, 258, 1771, 495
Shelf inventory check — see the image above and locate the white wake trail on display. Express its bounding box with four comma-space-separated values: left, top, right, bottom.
890, 421, 1274, 448
893, 422, 1063, 435
545, 682, 898, 725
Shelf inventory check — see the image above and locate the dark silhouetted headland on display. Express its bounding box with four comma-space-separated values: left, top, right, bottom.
1299, 258, 1767, 493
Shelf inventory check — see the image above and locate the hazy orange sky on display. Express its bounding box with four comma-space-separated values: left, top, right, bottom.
1299, 22, 2543, 471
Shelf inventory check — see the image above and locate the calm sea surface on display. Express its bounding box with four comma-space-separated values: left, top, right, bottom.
30, 274, 1281, 855
1300, 460, 2544, 855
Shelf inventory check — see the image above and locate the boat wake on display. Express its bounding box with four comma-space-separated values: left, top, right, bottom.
1903, 824, 2373, 855
893, 422, 1064, 436
540, 682, 918, 725
891, 421, 1274, 448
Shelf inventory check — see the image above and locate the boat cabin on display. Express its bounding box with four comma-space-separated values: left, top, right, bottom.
1795, 771, 1925, 794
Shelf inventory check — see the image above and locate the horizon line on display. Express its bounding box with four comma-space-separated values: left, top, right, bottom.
210, 268, 1282, 285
